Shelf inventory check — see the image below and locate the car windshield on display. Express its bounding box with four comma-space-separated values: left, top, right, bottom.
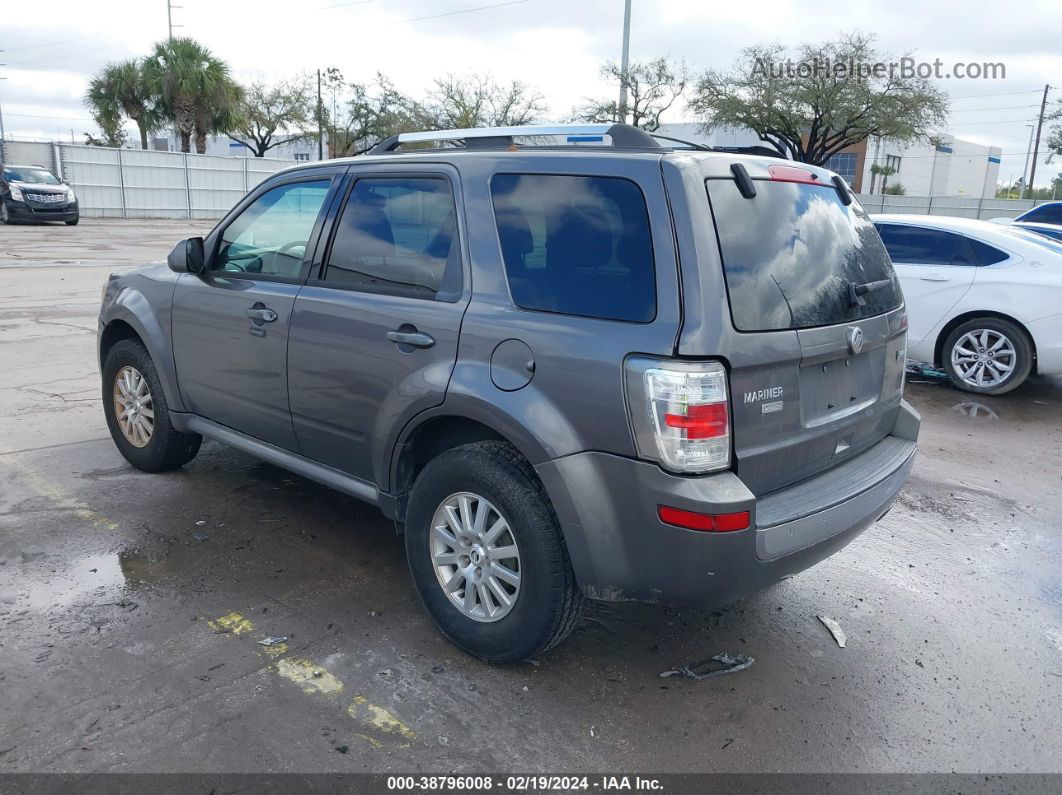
5, 167, 61, 185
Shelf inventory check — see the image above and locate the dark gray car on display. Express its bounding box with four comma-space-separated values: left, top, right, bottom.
97, 124, 919, 662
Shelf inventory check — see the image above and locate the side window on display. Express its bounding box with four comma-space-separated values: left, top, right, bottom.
875, 224, 970, 266
215, 179, 330, 277
966, 238, 1009, 266
324, 177, 460, 300
1022, 205, 1062, 224
489, 174, 655, 323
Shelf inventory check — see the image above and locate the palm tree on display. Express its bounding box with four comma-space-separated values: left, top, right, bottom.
143, 37, 239, 154
85, 59, 159, 150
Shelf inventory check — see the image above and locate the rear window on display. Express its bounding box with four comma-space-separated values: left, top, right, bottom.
707, 179, 902, 331
490, 174, 655, 323
1019, 204, 1062, 225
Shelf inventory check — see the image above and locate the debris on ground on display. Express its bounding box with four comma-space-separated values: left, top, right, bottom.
659, 653, 755, 680
818, 616, 847, 648
193, 533, 209, 543
431, 665, 444, 674
258, 636, 288, 646
335, 744, 348, 754
195, 520, 207, 526
905, 361, 948, 382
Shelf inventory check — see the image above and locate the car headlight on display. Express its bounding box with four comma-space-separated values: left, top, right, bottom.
65, 186, 76, 202
9, 184, 23, 201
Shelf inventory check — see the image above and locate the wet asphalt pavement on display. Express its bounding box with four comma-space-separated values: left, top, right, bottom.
1, 220, 1060, 774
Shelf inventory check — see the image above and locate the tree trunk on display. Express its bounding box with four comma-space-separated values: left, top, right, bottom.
179, 130, 191, 153
137, 121, 149, 151
195, 129, 208, 154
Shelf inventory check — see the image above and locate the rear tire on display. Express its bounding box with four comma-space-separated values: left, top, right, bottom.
0, 200, 12, 225
942, 318, 1032, 395
405, 441, 585, 662
102, 338, 202, 472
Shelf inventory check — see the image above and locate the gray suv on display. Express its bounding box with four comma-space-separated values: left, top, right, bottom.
98, 124, 919, 662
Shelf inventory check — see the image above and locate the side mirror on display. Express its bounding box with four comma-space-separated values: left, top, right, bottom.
168, 237, 206, 274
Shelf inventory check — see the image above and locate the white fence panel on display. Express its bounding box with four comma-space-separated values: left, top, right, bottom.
59, 145, 124, 218
2, 141, 57, 172
119, 148, 191, 219
855, 195, 1055, 221
246, 157, 295, 190
27, 141, 300, 219
188, 154, 245, 219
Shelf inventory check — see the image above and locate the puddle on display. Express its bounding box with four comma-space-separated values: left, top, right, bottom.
0, 548, 173, 612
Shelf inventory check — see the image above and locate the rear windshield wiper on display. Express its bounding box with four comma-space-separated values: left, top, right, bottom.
848, 279, 891, 306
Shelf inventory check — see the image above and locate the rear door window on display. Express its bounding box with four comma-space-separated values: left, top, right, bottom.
707, 179, 901, 331
324, 177, 460, 300
490, 174, 655, 323
875, 224, 973, 266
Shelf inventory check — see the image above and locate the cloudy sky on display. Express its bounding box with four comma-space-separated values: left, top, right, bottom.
2, 0, 1060, 188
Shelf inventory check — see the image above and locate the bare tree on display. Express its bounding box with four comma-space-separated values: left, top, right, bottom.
573, 58, 689, 131
689, 33, 949, 165
417, 75, 547, 129
228, 77, 316, 157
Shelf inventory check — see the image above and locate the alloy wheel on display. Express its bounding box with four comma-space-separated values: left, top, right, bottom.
950, 329, 1016, 389
430, 492, 521, 622
112, 366, 155, 448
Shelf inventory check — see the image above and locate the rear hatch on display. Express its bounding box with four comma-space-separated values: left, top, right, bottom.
676, 158, 907, 496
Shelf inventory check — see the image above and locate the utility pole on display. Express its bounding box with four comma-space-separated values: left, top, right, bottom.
1021, 123, 1035, 197
317, 69, 324, 160
617, 0, 632, 124
0, 52, 7, 163
1026, 83, 1052, 200
167, 0, 183, 41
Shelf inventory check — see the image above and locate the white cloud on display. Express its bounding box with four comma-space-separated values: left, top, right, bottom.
2, 0, 1060, 185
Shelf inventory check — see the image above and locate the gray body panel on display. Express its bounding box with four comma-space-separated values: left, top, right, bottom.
98, 145, 920, 607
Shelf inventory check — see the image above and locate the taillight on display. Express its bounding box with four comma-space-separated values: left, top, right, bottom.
641, 362, 731, 473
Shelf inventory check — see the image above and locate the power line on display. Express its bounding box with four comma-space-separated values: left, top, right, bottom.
319, 0, 375, 8
949, 88, 1054, 100
386, 0, 532, 25
948, 103, 1040, 113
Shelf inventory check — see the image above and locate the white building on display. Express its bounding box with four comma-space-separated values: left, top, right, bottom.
861, 135, 1001, 198
148, 133, 320, 161
655, 122, 1002, 198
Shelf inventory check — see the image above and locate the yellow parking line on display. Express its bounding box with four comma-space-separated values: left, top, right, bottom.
207, 611, 255, 636
0, 459, 119, 531
276, 658, 345, 695
348, 695, 416, 742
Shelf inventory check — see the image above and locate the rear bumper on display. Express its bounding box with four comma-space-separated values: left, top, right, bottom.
535, 400, 920, 605
4, 198, 78, 221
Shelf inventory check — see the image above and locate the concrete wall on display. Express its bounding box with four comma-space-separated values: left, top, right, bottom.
856, 194, 1053, 220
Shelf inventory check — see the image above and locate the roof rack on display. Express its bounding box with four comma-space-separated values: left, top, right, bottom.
368, 123, 663, 154
365, 122, 789, 160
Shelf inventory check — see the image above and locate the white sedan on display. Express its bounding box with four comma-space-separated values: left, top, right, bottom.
871, 214, 1062, 394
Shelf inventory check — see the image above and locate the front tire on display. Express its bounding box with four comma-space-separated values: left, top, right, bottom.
0, 200, 12, 225
102, 338, 202, 472
942, 317, 1033, 395
65, 213, 79, 226
405, 441, 585, 662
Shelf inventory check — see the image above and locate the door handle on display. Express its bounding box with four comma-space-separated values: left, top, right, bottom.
247, 307, 278, 323
387, 329, 435, 349
919, 273, 951, 282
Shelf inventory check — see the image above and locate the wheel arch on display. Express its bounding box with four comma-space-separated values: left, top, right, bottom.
100, 293, 186, 412
387, 407, 555, 524
934, 310, 1038, 374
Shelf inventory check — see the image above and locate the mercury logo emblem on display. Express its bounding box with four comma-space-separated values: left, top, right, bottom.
846, 326, 864, 355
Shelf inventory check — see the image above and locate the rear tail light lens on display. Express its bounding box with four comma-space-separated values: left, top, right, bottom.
643, 362, 730, 473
